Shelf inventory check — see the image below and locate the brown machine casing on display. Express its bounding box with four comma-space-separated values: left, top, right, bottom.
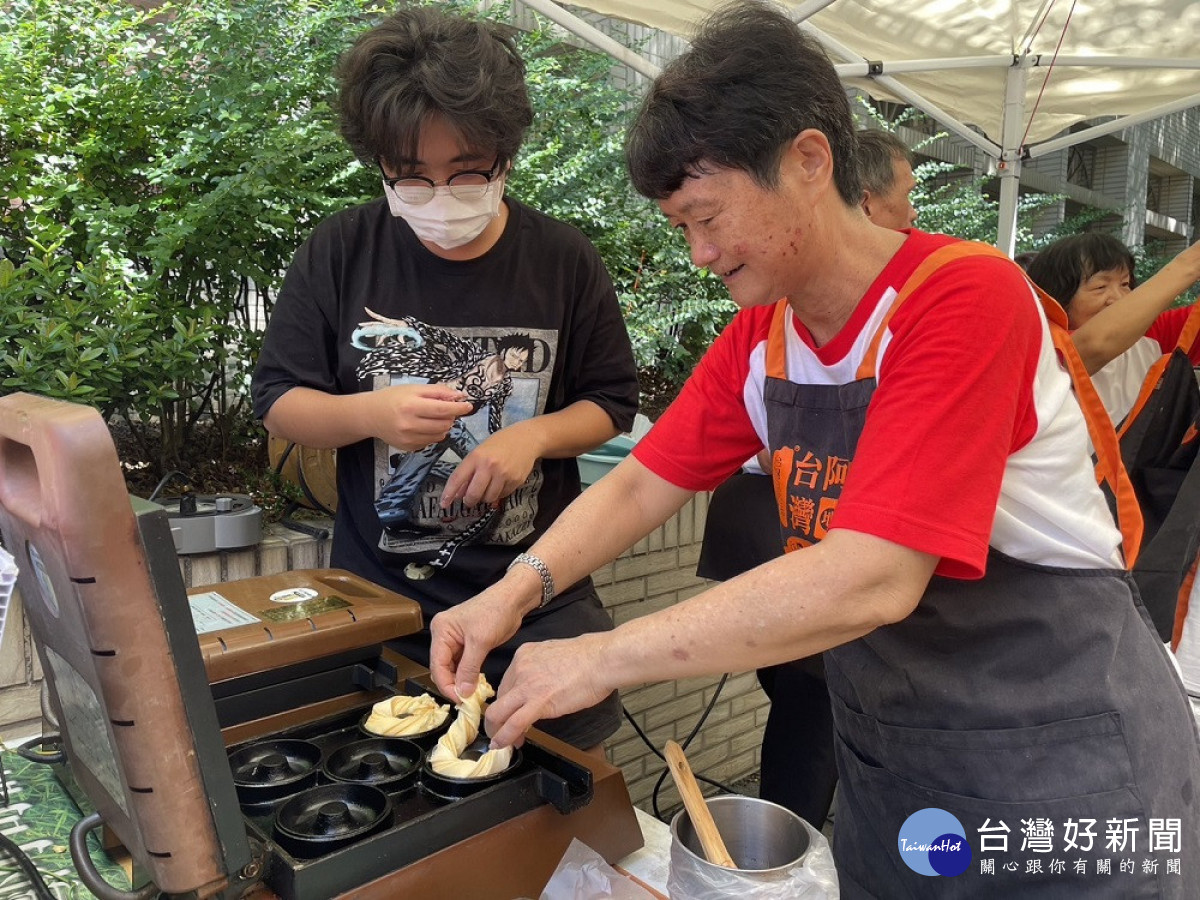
0, 392, 250, 896
0, 393, 643, 899
194, 570, 423, 685
189, 569, 426, 745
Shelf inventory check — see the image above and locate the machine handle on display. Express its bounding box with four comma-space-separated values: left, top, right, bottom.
0, 438, 44, 526
69, 812, 160, 900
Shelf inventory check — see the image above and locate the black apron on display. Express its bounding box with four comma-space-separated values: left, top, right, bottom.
762, 294, 1200, 897
1116, 303, 1200, 642
697, 471, 838, 827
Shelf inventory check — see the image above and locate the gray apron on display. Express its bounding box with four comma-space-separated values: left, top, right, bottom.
762, 297, 1200, 897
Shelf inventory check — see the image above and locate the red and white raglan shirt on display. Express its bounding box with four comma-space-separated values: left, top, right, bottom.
633, 230, 1124, 580
1090, 305, 1200, 426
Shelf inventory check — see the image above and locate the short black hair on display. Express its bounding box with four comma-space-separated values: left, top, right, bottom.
857, 129, 914, 196
496, 332, 535, 355
1025, 233, 1138, 309
336, 5, 532, 170
1012, 251, 1039, 273
626, 0, 860, 205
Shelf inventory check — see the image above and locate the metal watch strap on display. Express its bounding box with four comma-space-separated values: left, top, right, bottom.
508, 552, 555, 608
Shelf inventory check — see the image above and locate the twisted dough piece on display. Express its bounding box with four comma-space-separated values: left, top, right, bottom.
428, 675, 514, 778
363, 692, 450, 737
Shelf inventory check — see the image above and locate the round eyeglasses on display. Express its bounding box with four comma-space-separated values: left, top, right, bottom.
379, 157, 502, 206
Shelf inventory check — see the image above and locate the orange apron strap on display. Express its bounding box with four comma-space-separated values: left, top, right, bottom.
1172, 552, 1200, 652
1115, 353, 1173, 441
765, 299, 791, 380
1175, 296, 1200, 355
855, 241, 1010, 380
1031, 282, 1144, 568
766, 300, 796, 526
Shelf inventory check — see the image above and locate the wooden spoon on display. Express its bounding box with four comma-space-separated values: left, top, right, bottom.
664, 739, 736, 868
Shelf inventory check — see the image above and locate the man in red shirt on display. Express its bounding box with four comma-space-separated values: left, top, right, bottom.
431, 3, 1200, 894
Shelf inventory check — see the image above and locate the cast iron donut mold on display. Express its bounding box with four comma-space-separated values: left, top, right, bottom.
225, 680, 587, 900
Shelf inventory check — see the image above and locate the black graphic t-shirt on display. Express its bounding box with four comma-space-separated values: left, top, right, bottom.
253, 196, 638, 620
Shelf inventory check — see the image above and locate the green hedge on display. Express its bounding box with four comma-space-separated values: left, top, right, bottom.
6, 0, 1161, 479
1, 0, 388, 469
0, 0, 735, 474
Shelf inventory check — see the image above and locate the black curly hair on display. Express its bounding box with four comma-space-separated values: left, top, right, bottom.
1025, 233, 1137, 310
626, 0, 861, 205
336, 5, 532, 171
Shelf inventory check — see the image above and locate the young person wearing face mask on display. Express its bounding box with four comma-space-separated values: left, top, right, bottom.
251, 5, 638, 753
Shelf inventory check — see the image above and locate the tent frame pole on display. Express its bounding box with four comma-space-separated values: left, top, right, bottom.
524, 1, 1200, 252
1029, 92, 1200, 160
996, 60, 1030, 255
802, 23, 1001, 158
519, 0, 662, 80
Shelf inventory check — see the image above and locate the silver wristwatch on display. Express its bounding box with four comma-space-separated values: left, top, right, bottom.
507, 552, 556, 608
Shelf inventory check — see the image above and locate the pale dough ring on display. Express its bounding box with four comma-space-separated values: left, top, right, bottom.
428, 675, 514, 778
363, 692, 450, 737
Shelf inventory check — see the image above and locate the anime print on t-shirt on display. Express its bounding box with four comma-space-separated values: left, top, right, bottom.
351, 309, 555, 577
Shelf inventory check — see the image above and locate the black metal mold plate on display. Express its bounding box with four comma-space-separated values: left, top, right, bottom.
228, 681, 593, 900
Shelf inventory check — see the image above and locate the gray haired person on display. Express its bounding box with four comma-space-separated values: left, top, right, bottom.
858, 128, 917, 229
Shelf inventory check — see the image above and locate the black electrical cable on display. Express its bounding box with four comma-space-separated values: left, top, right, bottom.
272, 439, 296, 475
620, 671, 744, 822
273, 440, 334, 537
146, 470, 191, 502
0, 829, 59, 900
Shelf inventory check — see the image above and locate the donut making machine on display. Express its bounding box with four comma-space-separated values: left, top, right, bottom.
0, 393, 641, 899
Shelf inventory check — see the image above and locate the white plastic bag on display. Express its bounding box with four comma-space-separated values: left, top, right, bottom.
0, 546, 16, 647
539, 838, 657, 900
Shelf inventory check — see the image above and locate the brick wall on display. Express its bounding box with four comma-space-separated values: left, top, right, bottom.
0, 497, 769, 814
590, 493, 770, 813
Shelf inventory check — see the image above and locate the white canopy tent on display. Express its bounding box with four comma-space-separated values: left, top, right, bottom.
520, 0, 1200, 253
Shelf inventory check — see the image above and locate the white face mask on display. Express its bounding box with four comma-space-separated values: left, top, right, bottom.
384, 176, 506, 250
